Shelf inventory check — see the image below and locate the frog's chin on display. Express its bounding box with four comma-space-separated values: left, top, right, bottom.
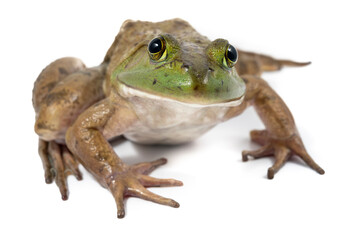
118, 83, 244, 108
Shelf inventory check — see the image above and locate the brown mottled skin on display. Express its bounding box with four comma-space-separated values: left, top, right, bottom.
33, 19, 324, 218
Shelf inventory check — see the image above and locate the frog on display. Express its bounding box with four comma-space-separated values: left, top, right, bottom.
33, 18, 324, 218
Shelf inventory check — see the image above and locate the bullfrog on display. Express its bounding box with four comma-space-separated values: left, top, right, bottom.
33, 18, 324, 218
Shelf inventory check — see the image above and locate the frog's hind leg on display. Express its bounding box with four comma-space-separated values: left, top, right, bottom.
231, 75, 324, 179
38, 140, 83, 200
33, 57, 106, 200
32, 57, 86, 112
34, 62, 105, 141
235, 49, 310, 76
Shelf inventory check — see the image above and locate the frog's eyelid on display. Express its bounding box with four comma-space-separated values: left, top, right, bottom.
222, 57, 229, 68
158, 49, 167, 61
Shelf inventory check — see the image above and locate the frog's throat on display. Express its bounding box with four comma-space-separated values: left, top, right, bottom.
118, 83, 244, 108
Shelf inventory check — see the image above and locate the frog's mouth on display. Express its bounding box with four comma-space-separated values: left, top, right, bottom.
118, 83, 244, 108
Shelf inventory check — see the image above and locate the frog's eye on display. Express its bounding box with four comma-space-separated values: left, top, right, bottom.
148, 37, 167, 61
223, 44, 238, 68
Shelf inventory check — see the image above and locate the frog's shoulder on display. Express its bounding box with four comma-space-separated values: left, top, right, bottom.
104, 18, 195, 64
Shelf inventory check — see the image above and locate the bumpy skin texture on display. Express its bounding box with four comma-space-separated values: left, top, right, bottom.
33, 18, 324, 218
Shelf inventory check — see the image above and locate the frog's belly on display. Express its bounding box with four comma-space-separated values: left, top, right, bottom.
124, 122, 217, 145
123, 96, 236, 145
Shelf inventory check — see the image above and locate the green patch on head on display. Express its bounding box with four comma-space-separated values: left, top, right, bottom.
111, 34, 245, 105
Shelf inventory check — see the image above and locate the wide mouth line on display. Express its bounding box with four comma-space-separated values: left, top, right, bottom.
118, 83, 244, 108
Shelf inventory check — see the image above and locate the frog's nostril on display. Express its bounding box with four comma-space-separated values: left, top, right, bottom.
181, 64, 189, 72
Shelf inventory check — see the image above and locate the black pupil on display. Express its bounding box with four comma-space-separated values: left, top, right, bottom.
148, 38, 162, 53
227, 45, 237, 62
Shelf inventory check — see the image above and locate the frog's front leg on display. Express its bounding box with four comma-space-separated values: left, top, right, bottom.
65, 95, 182, 218
226, 75, 325, 179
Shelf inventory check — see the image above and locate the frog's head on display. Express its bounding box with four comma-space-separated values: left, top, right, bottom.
111, 34, 245, 106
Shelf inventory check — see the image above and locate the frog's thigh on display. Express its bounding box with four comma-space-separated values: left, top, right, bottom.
33, 57, 86, 112
35, 67, 105, 141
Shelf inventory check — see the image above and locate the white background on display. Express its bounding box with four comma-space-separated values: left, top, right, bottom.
1, 0, 359, 239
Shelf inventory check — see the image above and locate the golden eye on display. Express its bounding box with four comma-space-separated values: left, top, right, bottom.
148, 37, 167, 61
223, 44, 238, 68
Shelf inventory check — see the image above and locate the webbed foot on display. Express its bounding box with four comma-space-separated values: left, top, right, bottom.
106, 158, 183, 218
38, 139, 83, 200
242, 130, 325, 179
